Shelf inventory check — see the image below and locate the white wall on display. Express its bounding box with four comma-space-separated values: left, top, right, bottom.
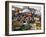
0, 0, 46, 37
